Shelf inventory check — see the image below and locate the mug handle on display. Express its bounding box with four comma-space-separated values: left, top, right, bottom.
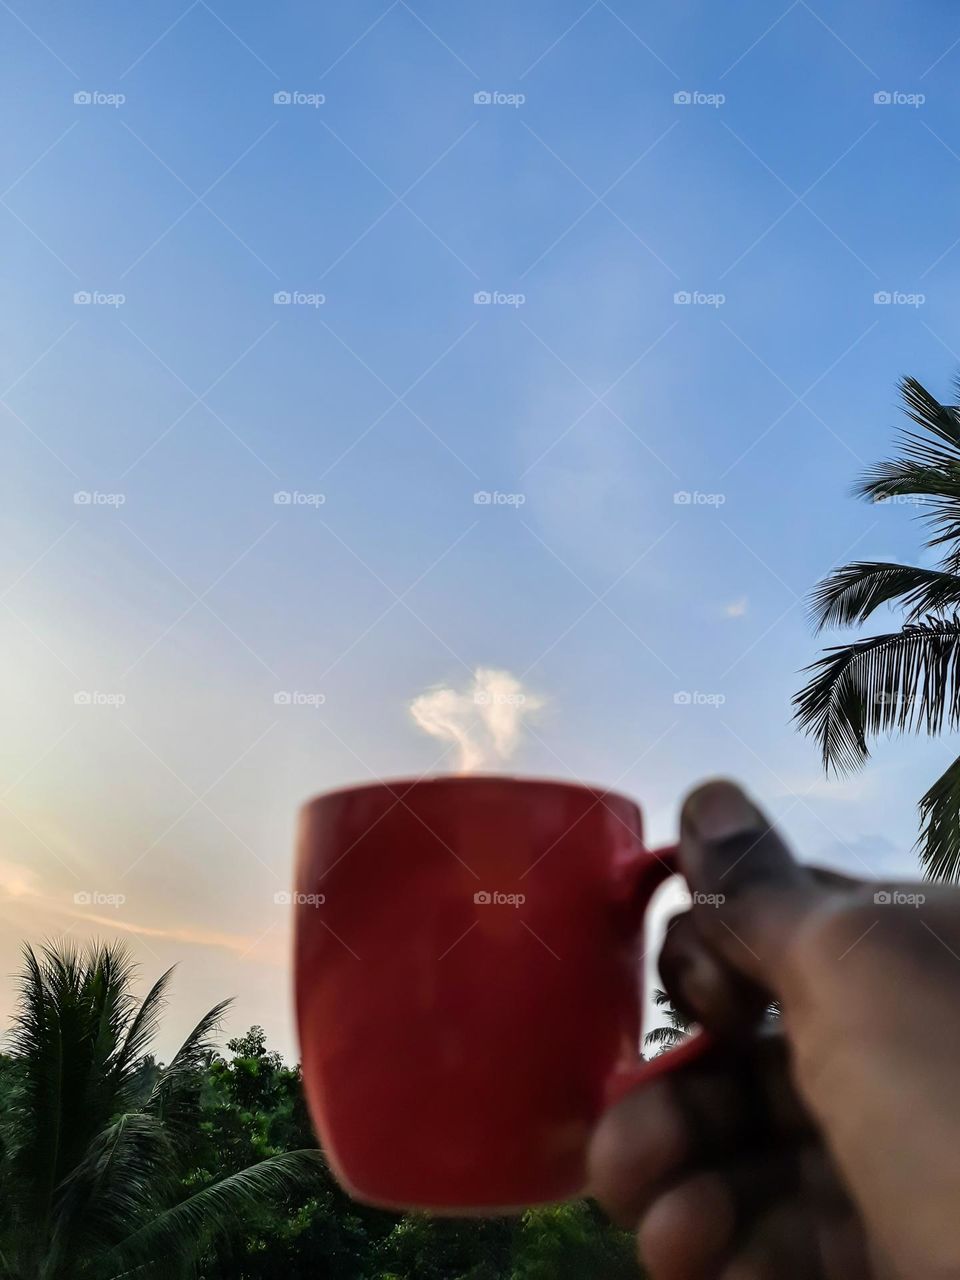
605, 842, 714, 1108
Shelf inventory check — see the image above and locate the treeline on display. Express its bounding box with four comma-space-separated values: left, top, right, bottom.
0, 942, 641, 1279
194, 1027, 639, 1279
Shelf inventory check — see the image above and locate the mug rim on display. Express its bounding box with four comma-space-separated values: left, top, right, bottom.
302, 773, 640, 811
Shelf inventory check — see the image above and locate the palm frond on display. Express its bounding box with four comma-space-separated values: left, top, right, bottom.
95, 1150, 326, 1277
851, 379, 960, 572
9, 944, 70, 1242
110, 969, 174, 1108
855, 452, 959, 503
809, 562, 960, 631
84, 942, 140, 1061
900, 376, 960, 449
642, 1025, 687, 1051
793, 617, 960, 772
923, 503, 960, 570
649, 988, 690, 1029
146, 998, 232, 1138
854, 378, 960, 501
644, 990, 691, 1054
918, 754, 960, 881
856, 464, 960, 573
48, 1112, 176, 1264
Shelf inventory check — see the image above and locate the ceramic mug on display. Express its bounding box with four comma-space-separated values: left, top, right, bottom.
294, 775, 708, 1212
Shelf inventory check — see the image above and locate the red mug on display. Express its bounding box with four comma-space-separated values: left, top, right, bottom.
294, 775, 709, 1212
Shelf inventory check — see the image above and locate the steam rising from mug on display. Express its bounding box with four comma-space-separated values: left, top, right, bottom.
409, 668, 544, 772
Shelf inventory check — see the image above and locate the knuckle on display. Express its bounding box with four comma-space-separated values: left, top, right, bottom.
784, 889, 926, 997
789, 896, 877, 976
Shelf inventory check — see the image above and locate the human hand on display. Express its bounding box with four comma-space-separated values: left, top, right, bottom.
589, 780, 960, 1279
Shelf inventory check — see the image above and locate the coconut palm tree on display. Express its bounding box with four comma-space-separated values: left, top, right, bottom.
0, 940, 324, 1279
643, 989, 691, 1054
643, 990, 781, 1055
794, 375, 960, 882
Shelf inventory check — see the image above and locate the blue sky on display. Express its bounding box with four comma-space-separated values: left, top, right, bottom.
3, 0, 960, 1054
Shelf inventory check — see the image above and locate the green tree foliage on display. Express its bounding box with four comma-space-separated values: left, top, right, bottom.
0, 943, 641, 1278
0, 942, 326, 1279
194, 1026, 640, 1278
194, 1023, 395, 1278
511, 1203, 638, 1280
373, 1214, 515, 1280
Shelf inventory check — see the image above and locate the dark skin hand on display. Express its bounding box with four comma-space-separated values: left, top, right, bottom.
588, 780, 960, 1280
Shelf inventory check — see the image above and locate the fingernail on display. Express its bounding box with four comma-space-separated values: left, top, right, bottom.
685, 782, 765, 843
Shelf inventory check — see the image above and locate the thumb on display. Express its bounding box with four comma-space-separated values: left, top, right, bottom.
678, 780, 822, 992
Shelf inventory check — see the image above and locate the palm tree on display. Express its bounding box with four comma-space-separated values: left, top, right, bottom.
643, 991, 781, 1054
794, 375, 960, 881
643, 989, 691, 1054
0, 940, 324, 1279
